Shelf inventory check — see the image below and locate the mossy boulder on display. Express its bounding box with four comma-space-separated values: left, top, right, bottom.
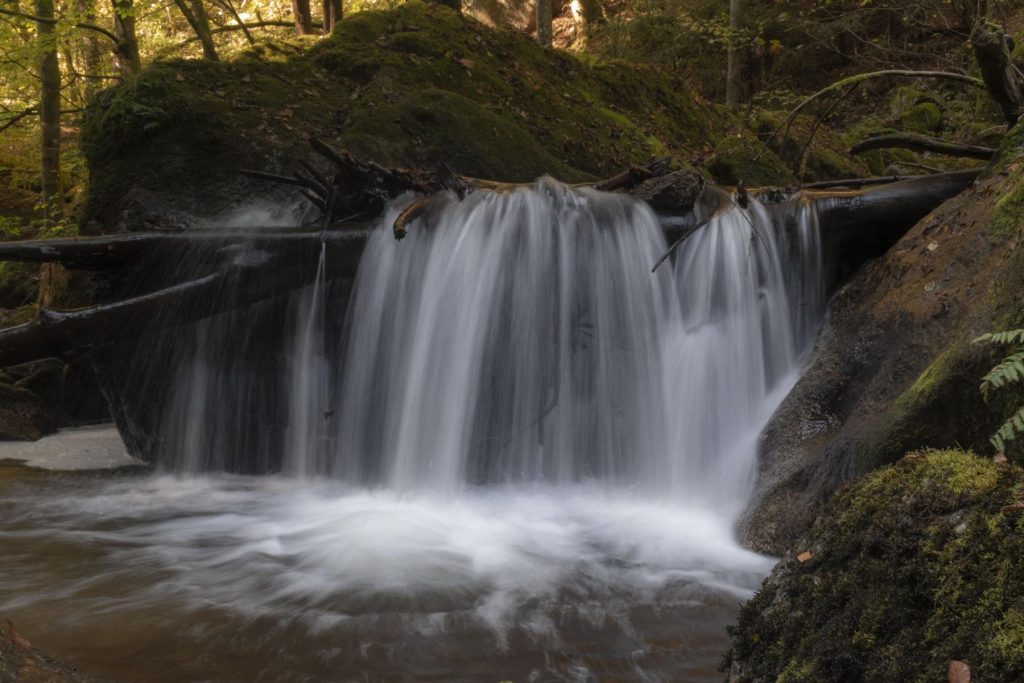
707, 134, 795, 186
740, 119, 1024, 554
726, 450, 1024, 683
902, 102, 943, 133
81, 1, 719, 231
890, 87, 943, 133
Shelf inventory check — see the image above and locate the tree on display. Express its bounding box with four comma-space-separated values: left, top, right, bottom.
536, 0, 552, 47
36, 0, 61, 227
111, 0, 141, 77
172, 0, 220, 61
323, 0, 342, 34
293, 0, 314, 35
725, 0, 741, 108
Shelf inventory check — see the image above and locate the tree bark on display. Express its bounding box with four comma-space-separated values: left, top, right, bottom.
535, 0, 552, 47
36, 0, 62, 228
850, 133, 995, 160
726, 0, 742, 108
75, 0, 105, 101
322, 0, 341, 33
971, 20, 1022, 124
292, 0, 314, 35
172, 0, 219, 60
111, 0, 141, 77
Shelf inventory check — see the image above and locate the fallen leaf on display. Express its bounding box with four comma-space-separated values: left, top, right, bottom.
175, 72, 185, 82
797, 551, 812, 563
1000, 501, 1024, 514
948, 660, 970, 683
459, 58, 474, 70
4, 620, 31, 649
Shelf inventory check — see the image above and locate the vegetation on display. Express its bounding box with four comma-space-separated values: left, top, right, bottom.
725, 449, 1024, 683
976, 328, 1024, 454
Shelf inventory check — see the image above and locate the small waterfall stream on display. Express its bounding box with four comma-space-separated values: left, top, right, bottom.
288, 180, 822, 517
0, 181, 827, 683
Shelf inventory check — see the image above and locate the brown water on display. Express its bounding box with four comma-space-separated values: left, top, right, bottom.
0, 458, 772, 683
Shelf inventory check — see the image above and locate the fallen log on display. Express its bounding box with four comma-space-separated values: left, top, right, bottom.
0, 228, 371, 270
0, 229, 371, 368
0, 168, 979, 369
800, 168, 982, 258
850, 133, 995, 160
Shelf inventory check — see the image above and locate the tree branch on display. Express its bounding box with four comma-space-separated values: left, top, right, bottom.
850, 133, 995, 160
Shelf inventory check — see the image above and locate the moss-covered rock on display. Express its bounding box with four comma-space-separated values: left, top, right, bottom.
726, 450, 1024, 683
707, 134, 795, 186
902, 102, 943, 133
81, 1, 720, 231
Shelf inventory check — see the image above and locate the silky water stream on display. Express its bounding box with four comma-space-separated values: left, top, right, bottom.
0, 180, 825, 682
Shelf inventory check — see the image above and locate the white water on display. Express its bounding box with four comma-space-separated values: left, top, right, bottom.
290, 180, 822, 519
0, 181, 826, 681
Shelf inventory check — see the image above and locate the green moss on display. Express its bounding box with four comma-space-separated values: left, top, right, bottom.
991, 171, 1024, 237
726, 450, 1024, 683
707, 134, 795, 186
0, 261, 38, 309
902, 102, 943, 133
83, 0, 723, 227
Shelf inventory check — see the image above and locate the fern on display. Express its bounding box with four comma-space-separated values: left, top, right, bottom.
979, 349, 1024, 398
992, 405, 1024, 453
973, 329, 1024, 346
974, 328, 1024, 453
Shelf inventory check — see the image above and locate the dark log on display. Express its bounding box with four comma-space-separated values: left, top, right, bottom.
0, 167, 979, 370
0, 228, 371, 270
0, 229, 371, 368
801, 168, 981, 258
971, 21, 1023, 124
850, 133, 995, 160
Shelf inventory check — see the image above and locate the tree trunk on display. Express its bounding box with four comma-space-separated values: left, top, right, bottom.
76, 0, 105, 101
36, 0, 62, 228
172, 0, 219, 60
535, 0, 552, 47
322, 0, 341, 33
971, 20, 1022, 124
111, 0, 141, 77
726, 0, 742, 108
292, 0, 313, 35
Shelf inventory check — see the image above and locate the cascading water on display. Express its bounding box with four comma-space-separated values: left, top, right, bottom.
0, 181, 828, 683
289, 180, 821, 516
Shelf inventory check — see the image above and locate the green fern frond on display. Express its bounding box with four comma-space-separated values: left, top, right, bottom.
979, 349, 1024, 398
973, 329, 1024, 346
991, 404, 1024, 453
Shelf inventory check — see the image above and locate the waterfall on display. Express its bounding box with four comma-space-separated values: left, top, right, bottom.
277, 179, 824, 519
0, 182, 831, 682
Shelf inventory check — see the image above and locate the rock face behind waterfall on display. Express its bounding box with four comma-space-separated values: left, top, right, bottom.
739, 121, 1024, 555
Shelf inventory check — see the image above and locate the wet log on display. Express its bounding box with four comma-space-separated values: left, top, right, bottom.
0, 228, 371, 270
850, 133, 995, 160
0, 169, 979, 369
971, 21, 1023, 124
800, 168, 982, 258
0, 229, 371, 368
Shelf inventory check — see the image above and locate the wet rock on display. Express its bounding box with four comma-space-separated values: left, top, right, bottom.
739, 119, 1024, 555
0, 383, 62, 442
725, 451, 1024, 683
948, 660, 971, 683
1, 620, 105, 682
